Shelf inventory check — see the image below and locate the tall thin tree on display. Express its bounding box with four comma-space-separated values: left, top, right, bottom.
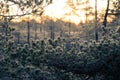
27, 18, 30, 47
95, 0, 98, 41
103, 0, 110, 27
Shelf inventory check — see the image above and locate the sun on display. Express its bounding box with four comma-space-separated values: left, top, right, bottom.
10, 0, 110, 24
43, 0, 108, 25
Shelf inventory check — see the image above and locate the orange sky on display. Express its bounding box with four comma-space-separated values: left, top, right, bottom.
44, 0, 108, 24
10, 0, 110, 24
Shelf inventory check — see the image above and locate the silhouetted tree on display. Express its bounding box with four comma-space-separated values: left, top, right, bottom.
103, 0, 110, 27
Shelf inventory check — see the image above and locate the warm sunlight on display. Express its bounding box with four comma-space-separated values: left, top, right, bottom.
1, 1, 120, 80
43, 0, 108, 24
10, 0, 111, 24
44, 0, 68, 19
89, 0, 107, 10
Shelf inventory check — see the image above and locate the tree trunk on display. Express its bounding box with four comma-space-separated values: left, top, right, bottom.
50, 25, 54, 40
95, 0, 98, 41
35, 23, 37, 40
27, 21, 30, 47
103, 0, 110, 27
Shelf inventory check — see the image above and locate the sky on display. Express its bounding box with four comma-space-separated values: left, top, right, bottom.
8, 0, 108, 24
43, 0, 107, 24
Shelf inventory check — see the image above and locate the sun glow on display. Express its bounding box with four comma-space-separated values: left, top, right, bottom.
43, 0, 108, 25
10, 0, 112, 24
89, 0, 107, 10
